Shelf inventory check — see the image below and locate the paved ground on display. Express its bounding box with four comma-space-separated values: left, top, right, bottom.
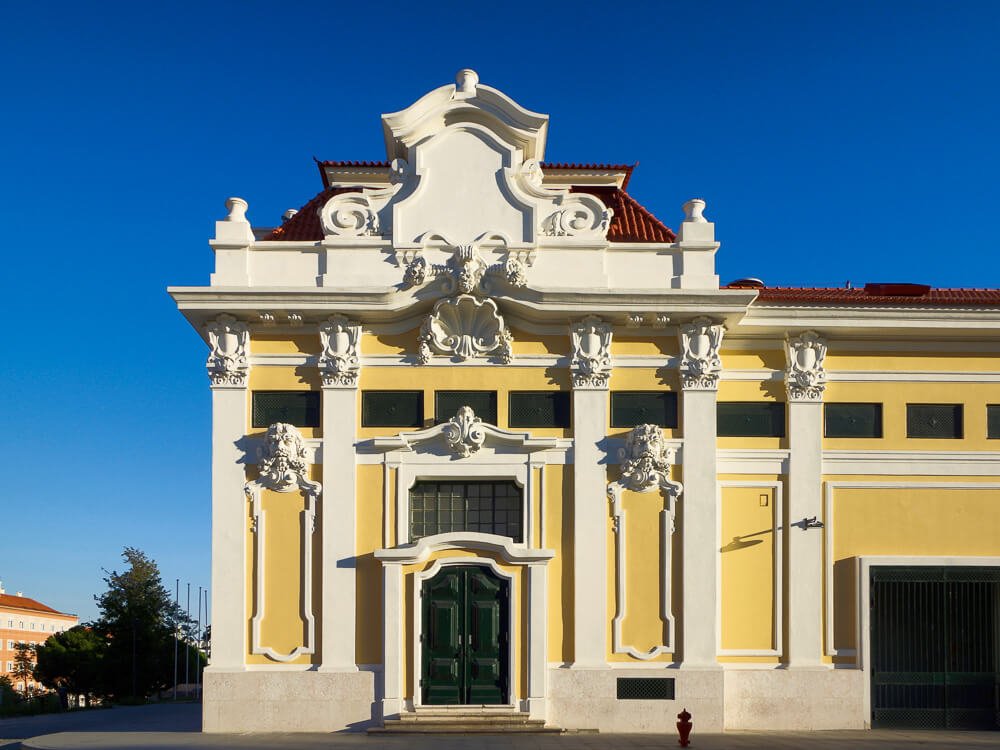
2, 704, 998, 749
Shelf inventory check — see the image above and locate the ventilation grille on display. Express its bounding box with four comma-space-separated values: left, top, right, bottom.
616, 677, 675, 700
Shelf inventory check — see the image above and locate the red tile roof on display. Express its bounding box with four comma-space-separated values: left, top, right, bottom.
744, 286, 1000, 306
0, 593, 70, 616
267, 176, 675, 243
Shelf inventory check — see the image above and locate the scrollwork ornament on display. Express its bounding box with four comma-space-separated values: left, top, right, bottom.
570, 316, 613, 389
678, 317, 724, 390
318, 315, 361, 388
785, 331, 828, 401
206, 314, 249, 387
441, 405, 487, 457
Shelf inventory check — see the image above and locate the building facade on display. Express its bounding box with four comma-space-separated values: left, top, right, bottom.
0, 585, 78, 693
171, 71, 1000, 733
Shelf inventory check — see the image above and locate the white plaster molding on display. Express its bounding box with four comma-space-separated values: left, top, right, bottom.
717, 481, 783, 657
206, 314, 249, 387
319, 192, 382, 238
417, 295, 513, 364
825, 482, 1000, 661
607, 426, 683, 660
371, 410, 560, 455
375, 531, 555, 565
823, 450, 1000, 476
401, 244, 530, 295
679, 317, 724, 390
785, 331, 827, 402
569, 316, 612, 389
244, 423, 322, 663
441, 406, 488, 457
318, 315, 361, 388
717, 449, 790, 475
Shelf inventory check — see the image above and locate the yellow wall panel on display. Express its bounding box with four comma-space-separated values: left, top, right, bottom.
251, 333, 317, 354
356, 464, 385, 664
720, 486, 777, 652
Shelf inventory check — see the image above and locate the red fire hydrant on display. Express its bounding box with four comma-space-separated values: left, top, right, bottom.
676, 708, 692, 747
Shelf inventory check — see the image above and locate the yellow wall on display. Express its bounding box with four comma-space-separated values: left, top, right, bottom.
356, 464, 385, 665
829, 481, 1000, 653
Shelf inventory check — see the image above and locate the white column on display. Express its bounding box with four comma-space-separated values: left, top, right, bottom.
319, 385, 358, 671
784, 331, 828, 667
677, 317, 724, 667
680, 388, 719, 666
571, 387, 609, 668
208, 384, 248, 669
527, 563, 548, 718
381, 563, 404, 718
569, 318, 612, 669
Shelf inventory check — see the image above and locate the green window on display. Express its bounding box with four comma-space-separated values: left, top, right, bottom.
906, 404, 963, 439
509, 391, 571, 428
717, 402, 785, 437
825, 403, 883, 438
988, 405, 1000, 439
610, 391, 678, 428
252, 391, 320, 428
361, 391, 423, 428
409, 481, 522, 542
435, 391, 497, 424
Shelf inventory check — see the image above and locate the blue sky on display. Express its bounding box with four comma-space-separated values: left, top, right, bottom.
1, 1, 998, 622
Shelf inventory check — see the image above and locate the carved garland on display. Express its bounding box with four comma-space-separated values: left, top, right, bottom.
401, 244, 529, 294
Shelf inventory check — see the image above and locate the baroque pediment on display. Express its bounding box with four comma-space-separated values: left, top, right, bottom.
318, 70, 613, 249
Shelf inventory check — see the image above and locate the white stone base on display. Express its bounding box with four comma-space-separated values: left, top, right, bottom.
203, 669, 377, 732
547, 667, 725, 733
723, 668, 866, 730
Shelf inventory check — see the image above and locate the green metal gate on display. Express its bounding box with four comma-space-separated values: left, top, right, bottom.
870, 566, 1000, 729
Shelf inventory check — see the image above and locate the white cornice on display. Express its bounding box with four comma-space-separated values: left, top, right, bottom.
374, 531, 554, 565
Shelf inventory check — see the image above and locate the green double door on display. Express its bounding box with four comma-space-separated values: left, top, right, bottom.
421, 565, 509, 705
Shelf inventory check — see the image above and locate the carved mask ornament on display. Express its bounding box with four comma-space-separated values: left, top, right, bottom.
257, 423, 311, 492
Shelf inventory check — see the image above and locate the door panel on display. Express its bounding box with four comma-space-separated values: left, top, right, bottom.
421, 565, 509, 705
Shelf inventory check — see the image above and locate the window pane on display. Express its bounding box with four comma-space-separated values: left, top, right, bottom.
435, 391, 497, 424
988, 405, 1000, 439
252, 391, 320, 428
409, 481, 522, 542
717, 402, 785, 437
362, 391, 423, 427
610, 392, 678, 428
509, 391, 571, 428
825, 403, 883, 438
906, 404, 963, 439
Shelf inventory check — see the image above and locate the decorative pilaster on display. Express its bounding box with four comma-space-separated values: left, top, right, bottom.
206, 314, 250, 670
320, 316, 360, 671
785, 332, 827, 667
570, 317, 612, 668
678, 318, 723, 667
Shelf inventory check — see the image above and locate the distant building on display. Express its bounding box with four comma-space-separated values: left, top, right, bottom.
171, 71, 1000, 733
0, 584, 78, 692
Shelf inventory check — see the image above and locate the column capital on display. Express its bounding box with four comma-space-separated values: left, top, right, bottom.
785, 331, 827, 402
319, 315, 361, 389
678, 317, 724, 391
570, 316, 612, 390
206, 314, 250, 388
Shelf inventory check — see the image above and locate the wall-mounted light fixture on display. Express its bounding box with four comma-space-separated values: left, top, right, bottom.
798, 516, 824, 530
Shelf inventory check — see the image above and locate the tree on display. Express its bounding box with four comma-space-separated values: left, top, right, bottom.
93, 547, 191, 700
34, 626, 106, 705
12, 643, 36, 695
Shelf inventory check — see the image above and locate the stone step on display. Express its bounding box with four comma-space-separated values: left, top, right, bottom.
370, 711, 564, 734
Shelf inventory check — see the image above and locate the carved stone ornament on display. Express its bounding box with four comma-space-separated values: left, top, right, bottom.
678, 317, 724, 390
570, 316, 613, 389
441, 405, 487, 457
417, 295, 513, 364
248, 423, 320, 494
514, 159, 614, 241
206, 314, 249, 387
401, 244, 529, 294
785, 331, 828, 401
618, 424, 677, 493
318, 192, 380, 237
318, 315, 361, 388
